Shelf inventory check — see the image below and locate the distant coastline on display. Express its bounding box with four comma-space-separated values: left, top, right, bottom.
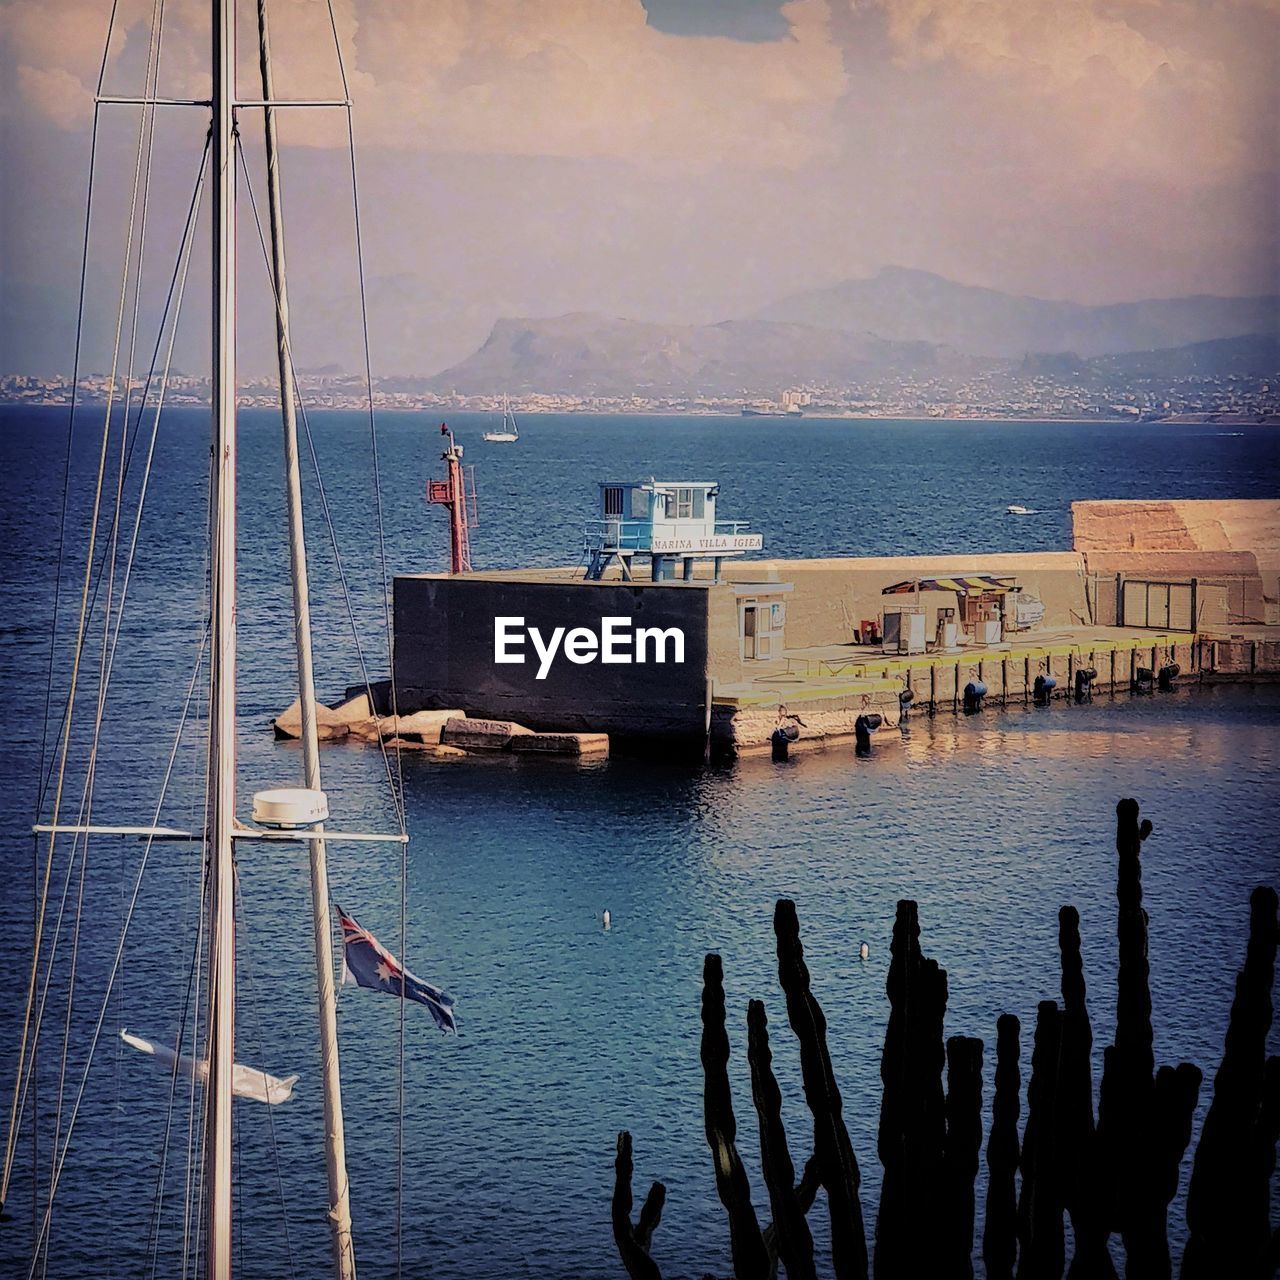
1, 395, 1276, 427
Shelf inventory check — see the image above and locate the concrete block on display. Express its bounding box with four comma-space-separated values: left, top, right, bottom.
384, 738, 468, 758
511, 732, 610, 757
441, 716, 534, 750
272, 698, 350, 741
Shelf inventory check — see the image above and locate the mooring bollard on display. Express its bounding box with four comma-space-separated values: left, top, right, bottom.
962, 680, 987, 715
1074, 667, 1097, 703
855, 713, 881, 756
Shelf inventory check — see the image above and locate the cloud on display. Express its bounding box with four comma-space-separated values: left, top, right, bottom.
855, 0, 1278, 185
15, 65, 94, 130
2, 0, 849, 172
867, 0, 1181, 89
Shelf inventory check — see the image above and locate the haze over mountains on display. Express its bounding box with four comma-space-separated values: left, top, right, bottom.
428, 268, 1279, 397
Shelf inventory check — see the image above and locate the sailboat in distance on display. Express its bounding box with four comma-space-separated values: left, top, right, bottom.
483, 394, 520, 442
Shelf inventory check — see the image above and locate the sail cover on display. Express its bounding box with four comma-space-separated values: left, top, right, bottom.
119, 1030, 298, 1105
882, 575, 1018, 595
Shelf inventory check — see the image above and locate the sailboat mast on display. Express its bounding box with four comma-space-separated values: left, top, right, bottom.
205, 0, 237, 1272
253, 3, 358, 1277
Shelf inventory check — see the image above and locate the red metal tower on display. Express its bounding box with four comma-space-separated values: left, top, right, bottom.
426, 424, 475, 573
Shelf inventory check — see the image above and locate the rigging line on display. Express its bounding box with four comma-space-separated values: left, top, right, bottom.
231, 869, 298, 1280
34, 71, 204, 822
46, 0, 166, 1214
25, 622, 210, 1277
144, 677, 210, 1280
322, 0, 352, 102
33, 128, 213, 815
18, 16, 136, 1241
7, 137, 212, 1191
341, 101, 406, 822
32, 0, 126, 832
2, 99, 128, 1217
115, 0, 169, 511
19, 89, 107, 1236
235, 134, 406, 827
93, 0, 125, 97
327, 26, 411, 1261
17, 0, 169, 1162
183, 403, 216, 1280
162, 391, 214, 1280
333, 53, 412, 1274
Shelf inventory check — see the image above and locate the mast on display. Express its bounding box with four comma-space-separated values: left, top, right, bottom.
254, 3, 357, 1277
205, 0, 237, 1272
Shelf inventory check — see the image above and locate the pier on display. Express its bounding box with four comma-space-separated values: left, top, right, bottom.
385, 497, 1279, 758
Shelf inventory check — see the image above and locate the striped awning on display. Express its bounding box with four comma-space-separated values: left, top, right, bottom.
882, 575, 1018, 595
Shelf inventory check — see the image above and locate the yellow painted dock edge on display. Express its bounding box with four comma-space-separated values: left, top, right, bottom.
713, 632, 1195, 708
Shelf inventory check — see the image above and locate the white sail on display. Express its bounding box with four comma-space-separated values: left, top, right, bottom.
120, 1030, 298, 1105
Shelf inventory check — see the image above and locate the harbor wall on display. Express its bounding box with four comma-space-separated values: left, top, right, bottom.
1071, 499, 1280, 554
1073, 499, 1280, 624
394, 574, 713, 738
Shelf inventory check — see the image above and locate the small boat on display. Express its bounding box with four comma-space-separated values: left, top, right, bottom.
483, 395, 520, 442
1007, 504, 1035, 515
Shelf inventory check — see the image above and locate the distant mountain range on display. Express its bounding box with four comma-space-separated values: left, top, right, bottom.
427, 267, 1279, 396
756, 267, 1280, 359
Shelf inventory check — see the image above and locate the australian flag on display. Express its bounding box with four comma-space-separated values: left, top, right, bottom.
338, 907, 457, 1033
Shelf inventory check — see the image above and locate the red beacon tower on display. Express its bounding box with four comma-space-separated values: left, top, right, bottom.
426, 423, 476, 573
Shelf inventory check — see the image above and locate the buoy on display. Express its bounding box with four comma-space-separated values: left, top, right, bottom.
859, 941, 870, 961
602, 909, 611, 931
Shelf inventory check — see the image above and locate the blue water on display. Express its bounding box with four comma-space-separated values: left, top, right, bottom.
0, 406, 1277, 1278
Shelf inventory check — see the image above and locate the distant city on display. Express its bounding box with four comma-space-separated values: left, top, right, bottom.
5, 270, 1277, 423
2, 364, 1275, 424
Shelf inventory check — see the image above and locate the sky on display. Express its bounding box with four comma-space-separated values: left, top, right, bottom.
1, 0, 1277, 378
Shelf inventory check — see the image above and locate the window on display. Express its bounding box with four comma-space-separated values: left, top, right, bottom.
603, 486, 624, 517
664, 487, 699, 519
630, 488, 649, 518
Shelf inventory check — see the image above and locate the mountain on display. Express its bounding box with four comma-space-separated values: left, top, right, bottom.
755, 267, 1280, 359
428, 312, 980, 396
425, 271, 1279, 397
1084, 333, 1280, 380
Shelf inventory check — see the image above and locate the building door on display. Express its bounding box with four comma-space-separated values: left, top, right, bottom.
743, 605, 758, 659
1121, 580, 1195, 630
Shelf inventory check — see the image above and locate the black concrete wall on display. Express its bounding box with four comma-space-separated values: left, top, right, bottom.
394, 576, 713, 740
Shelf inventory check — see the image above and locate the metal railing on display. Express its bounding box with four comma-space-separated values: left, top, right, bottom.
582, 518, 753, 551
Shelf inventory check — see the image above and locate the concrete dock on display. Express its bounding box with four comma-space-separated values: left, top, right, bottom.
387, 498, 1280, 759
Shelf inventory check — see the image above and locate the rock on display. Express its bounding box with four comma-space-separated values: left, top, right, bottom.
344, 679, 392, 716
329, 692, 374, 724
441, 716, 534, 750
376, 709, 462, 745
272, 698, 350, 741
511, 732, 610, 758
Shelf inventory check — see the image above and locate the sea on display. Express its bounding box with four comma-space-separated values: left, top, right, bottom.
0, 406, 1277, 1278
